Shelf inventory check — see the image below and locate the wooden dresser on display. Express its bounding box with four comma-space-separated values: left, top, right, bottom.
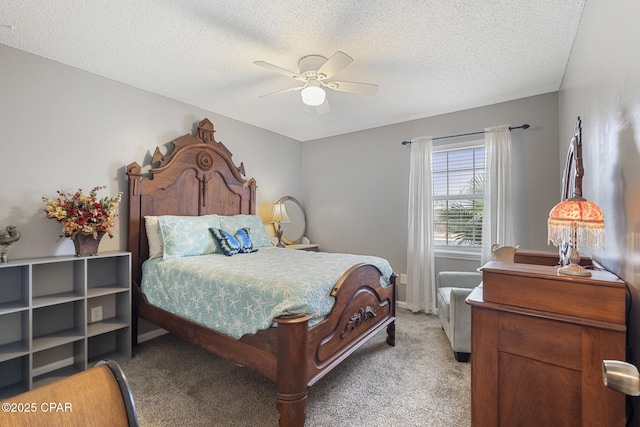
467, 257, 627, 426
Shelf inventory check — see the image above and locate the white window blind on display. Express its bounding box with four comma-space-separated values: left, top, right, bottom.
432, 143, 485, 247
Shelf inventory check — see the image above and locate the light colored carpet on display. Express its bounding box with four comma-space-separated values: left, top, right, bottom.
121, 308, 471, 426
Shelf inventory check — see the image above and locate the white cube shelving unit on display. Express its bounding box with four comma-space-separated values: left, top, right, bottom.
0, 251, 131, 398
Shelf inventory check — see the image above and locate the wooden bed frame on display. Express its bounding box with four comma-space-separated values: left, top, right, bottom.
126, 118, 397, 426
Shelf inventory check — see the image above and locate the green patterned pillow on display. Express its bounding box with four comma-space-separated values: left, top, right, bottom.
219, 215, 271, 248
158, 214, 221, 260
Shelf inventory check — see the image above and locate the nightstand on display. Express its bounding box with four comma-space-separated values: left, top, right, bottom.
285, 243, 319, 252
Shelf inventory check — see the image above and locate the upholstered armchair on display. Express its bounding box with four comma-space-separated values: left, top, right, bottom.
436, 271, 483, 362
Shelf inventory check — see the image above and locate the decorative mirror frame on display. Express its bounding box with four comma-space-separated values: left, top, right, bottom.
562, 116, 584, 201
276, 196, 306, 245
558, 116, 584, 265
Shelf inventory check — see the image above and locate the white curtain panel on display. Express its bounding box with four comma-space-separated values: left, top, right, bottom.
481, 125, 516, 265
406, 136, 436, 313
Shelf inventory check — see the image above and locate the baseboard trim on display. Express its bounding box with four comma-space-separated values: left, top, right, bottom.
395, 300, 437, 315
137, 328, 168, 343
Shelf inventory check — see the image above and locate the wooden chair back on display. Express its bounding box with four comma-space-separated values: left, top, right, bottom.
0, 360, 137, 427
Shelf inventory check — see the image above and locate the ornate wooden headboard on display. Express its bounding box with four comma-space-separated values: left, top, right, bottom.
126, 118, 257, 283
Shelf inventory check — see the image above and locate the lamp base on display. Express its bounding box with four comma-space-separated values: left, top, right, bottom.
275, 225, 286, 248
557, 245, 591, 277
558, 262, 591, 277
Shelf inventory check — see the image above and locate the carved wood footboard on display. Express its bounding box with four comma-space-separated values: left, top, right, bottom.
308, 264, 396, 385
274, 264, 396, 426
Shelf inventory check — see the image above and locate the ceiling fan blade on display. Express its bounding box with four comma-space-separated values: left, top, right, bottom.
315, 99, 330, 114
317, 51, 353, 80
258, 85, 304, 98
254, 61, 305, 81
324, 80, 378, 95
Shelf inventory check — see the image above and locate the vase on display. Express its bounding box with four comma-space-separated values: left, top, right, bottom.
491, 244, 519, 263
72, 232, 104, 257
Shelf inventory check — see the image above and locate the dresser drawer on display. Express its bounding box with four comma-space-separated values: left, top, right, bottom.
498, 312, 582, 370
482, 261, 626, 324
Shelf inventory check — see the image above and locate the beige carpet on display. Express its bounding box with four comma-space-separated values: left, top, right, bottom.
121, 308, 471, 426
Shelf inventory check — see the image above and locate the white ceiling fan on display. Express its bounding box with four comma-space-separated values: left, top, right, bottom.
254, 51, 378, 114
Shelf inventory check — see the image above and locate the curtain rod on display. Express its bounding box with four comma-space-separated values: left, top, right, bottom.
401, 124, 530, 145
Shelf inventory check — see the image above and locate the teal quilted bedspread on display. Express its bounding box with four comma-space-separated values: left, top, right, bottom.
141, 247, 393, 338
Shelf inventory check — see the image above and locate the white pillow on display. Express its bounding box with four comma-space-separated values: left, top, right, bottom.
144, 216, 163, 259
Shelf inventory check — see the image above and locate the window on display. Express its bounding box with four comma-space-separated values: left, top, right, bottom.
433, 142, 485, 248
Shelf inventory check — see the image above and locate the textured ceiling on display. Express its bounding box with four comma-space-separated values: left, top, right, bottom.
0, 1, 585, 141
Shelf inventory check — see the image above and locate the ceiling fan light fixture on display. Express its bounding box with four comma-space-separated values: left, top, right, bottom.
256, 51, 376, 109
301, 84, 326, 107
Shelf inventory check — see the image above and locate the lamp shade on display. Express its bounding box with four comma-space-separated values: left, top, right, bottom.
301, 82, 326, 107
269, 202, 291, 224
548, 199, 605, 249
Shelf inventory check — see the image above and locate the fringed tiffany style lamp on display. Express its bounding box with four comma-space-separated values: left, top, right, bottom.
548, 198, 605, 277
548, 117, 605, 277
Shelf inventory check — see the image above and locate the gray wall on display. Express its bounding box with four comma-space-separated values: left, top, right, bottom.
303, 92, 561, 299
559, 0, 640, 420
0, 42, 559, 326
0, 44, 303, 260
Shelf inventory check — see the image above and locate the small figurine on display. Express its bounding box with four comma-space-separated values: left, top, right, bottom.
0, 225, 20, 262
